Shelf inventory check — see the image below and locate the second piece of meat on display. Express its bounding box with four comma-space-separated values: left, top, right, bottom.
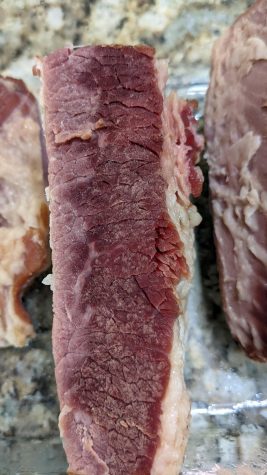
205, 0, 267, 361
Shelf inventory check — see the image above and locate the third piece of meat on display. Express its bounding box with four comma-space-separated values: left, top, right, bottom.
0, 77, 49, 347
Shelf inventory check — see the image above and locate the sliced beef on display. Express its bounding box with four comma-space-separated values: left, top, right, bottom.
0, 77, 49, 347
39, 45, 203, 475
205, 0, 267, 361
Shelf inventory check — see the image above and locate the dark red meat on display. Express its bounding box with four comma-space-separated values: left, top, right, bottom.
40, 45, 202, 475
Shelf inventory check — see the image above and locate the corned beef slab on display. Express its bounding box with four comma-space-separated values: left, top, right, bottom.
205, 0, 267, 361
0, 77, 49, 347
38, 45, 203, 475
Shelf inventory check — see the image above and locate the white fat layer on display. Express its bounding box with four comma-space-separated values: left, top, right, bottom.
151, 319, 190, 475
42, 273, 54, 290
45, 186, 50, 202
151, 61, 200, 475
0, 291, 34, 348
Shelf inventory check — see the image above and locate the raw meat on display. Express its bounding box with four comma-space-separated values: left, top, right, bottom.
0, 77, 49, 347
205, 0, 267, 361
39, 45, 203, 475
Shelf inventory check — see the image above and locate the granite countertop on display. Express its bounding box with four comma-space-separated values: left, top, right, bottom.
1, 1, 266, 473
1, 0, 254, 90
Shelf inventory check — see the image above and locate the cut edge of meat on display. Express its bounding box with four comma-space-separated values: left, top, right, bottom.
151, 60, 202, 475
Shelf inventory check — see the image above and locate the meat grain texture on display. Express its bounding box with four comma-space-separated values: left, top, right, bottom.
40, 45, 203, 475
205, 0, 267, 361
0, 77, 49, 347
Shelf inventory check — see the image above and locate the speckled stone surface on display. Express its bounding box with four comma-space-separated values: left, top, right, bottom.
0, 0, 254, 91
1, 1, 266, 473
